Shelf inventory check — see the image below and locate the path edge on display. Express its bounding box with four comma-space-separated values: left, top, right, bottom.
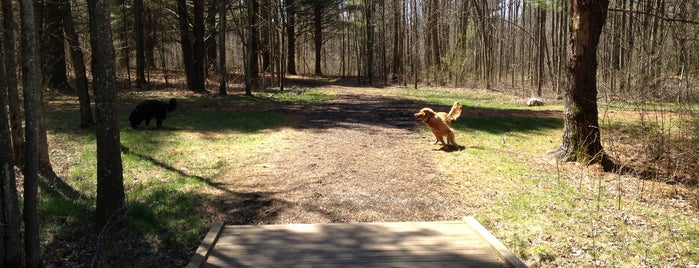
186, 221, 224, 268
464, 216, 528, 268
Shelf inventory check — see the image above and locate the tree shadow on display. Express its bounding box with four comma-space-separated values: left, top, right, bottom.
204, 222, 507, 267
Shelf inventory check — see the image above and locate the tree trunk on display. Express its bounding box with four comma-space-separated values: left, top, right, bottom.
285, 0, 297, 75
245, 0, 260, 95
177, 0, 205, 93
218, 0, 227, 95
1, 0, 25, 167
19, 0, 42, 265
40, 0, 72, 92
0, 33, 22, 267
391, 0, 403, 84
135, 0, 147, 89
365, 0, 374, 86
192, 0, 206, 91
88, 0, 127, 233
551, 0, 614, 170
59, 0, 93, 128
313, 2, 322, 75
206, 0, 219, 77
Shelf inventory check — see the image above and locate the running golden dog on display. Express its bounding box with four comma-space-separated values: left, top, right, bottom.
414, 102, 462, 148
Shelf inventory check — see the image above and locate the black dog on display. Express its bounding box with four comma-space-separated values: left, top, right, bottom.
129, 98, 177, 129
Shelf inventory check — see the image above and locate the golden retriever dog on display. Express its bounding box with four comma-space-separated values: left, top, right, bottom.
414, 102, 462, 148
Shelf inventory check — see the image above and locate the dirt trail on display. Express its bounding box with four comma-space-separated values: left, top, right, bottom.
211, 87, 468, 225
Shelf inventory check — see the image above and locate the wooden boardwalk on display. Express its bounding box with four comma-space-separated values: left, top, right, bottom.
187, 217, 527, 268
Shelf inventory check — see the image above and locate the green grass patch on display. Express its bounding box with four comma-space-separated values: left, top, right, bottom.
40, 92, 307, 265
406, 87, 698, 267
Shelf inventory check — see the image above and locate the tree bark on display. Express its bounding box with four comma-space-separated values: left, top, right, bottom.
1, 0, 25, 167
245, 0, 259, 95
218, 0, 227, 95
40, 0, 72, 92
0, 32, 22, 267
135, 0, 147, 89
192, 0, 206, 91
59, 0, 93, 128
88, 0, 127, 232
19, 0, 42, 265
365, 0, 374, 86
313, 2, 322, 75
391, 0, 404, 84
285, 0, 297, 75
551, 0, 615, 170
177, 0, 206, 93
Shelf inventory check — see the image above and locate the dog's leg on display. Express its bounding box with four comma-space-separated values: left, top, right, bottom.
446, 130, 459, 147
156, 116, 163, 129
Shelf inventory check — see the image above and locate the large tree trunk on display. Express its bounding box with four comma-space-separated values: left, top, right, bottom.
1, 0, 25, 167
88, 0, 127, 232
0, 33, 22, 267
551, 0, 614, 170
19, 0, 42, 265
59, 0, 93, 128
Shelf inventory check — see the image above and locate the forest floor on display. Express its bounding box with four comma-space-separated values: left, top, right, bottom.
39, 76, 698, 267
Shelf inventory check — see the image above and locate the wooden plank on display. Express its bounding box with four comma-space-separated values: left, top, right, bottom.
464, 216, 529, 268
196, 220, 526, 267
187, 221, 224, 268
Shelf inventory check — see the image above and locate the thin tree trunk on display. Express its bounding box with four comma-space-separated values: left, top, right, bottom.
1, 0, 24, 167
206, 0, 219, 78
285, 0, 297, 75
219, 0, 227, 95
313, 2, 322, 75
245, 0, 259, 95
0, 33, 22, 267
88, 0, 127, 233
60, 0, 93, 128
135, 0, 147, 89
365, 0, 374, 86
192, 0, 206, 92
40, 0, 72, 92
19, 0, 42, 265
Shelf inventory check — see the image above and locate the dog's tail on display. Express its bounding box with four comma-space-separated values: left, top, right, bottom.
448, 101, 462, 120
167, 98, 178, 112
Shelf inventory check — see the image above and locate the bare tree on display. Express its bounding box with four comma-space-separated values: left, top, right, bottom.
2, 0, 24, 167
59, 0, 93, 128
88, 0, 127, 232
135, 0, 147, 89
245, 0, 260, 94
0, 33, 22, 267
551, 0, 615, 170
219, 0, 228, 95
19, 0, 42, 265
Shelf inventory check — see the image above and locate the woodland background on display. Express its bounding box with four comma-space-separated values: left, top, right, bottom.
1, 0, 698, 266
17, 0, 699, 98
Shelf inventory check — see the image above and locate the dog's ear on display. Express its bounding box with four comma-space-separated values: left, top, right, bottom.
422, 108, 435, 116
